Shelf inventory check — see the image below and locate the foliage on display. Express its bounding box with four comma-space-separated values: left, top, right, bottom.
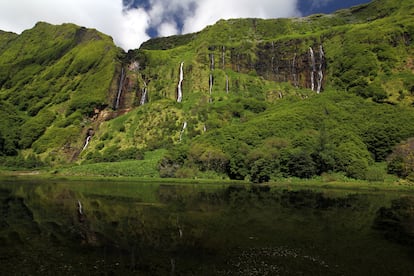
0, 22, 118, 161
387, 138, 414, 178
1, 0, 414, 181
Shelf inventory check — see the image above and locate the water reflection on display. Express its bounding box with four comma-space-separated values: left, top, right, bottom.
0, 180, 413, 275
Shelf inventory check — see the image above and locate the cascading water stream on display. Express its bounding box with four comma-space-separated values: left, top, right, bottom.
317, 45, 325, 94
140, 81, 147, 105
222, 46, 225, 69
82, 135, 91, 151
177, 62, 184, 103
209, 74, 213, 95
210, 53, 215, 70
115, 67, 124, 110
292, 53, 298, 87
309, 47, 316, 91
225, 75, 229, 94
179, 121, 187, 142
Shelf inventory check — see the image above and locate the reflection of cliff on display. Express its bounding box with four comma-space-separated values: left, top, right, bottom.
373, 196, 414, 246
2, 181, 414, 274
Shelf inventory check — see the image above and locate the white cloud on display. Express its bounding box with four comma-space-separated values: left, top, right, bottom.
0, 0, 150, 50
0, 0, 300, 50
157, 22, 179, 37
183, 0, 300, 33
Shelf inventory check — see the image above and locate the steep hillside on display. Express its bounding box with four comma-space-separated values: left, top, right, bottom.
0, 22, 121, 164
1, 0, 414, 182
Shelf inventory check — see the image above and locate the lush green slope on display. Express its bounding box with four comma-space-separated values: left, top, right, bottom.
0, 22, 121, 165
1, 0, 414, 182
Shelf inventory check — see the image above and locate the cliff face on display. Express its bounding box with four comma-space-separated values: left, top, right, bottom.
0, 0, 413, 168
126, 0, 413, 105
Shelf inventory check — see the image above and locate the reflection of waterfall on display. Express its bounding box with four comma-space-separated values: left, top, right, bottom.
309, 47, 316, 91
115, 67, 124, 109
140, 81, 147, 105
317, 45, 325, 94
170, 258, 176, 275
179, 121, 187, 142
177, 216, 183, 239
177, 62, 184, 103
82, 135, 91, 151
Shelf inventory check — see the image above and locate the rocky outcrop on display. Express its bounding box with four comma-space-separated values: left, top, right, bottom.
208, 40, 328, 91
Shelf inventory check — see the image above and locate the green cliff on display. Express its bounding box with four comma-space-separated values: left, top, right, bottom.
1, 0, 414, 181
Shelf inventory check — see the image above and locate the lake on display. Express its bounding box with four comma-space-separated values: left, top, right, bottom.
0, 179, 413, 275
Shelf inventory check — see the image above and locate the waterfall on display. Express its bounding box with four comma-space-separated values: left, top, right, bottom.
222, 46, 225, 69
271, 42, 275, 74
115, 67, 124, 110
225, 74, 229, 94
309, 47, 316, 91
316, 45, 325, 94
177, 62, 184, 103
82, 135, 91, 151
140, 81, 147, 105
209, 74, 213, 95
179, 121, 187, 142
210, 53, 215, 70
292, 54, 298, 87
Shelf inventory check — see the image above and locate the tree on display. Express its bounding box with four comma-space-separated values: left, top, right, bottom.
387, 138, 414, 178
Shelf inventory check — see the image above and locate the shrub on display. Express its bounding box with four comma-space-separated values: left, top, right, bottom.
387, 138, 414, 178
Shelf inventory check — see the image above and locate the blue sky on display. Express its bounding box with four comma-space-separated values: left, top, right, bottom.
299, 0, 371, 15
0, 0, 372, 50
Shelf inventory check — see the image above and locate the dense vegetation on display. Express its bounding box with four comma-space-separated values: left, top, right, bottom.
1, 0, 414, 182
0, 22, 120, 165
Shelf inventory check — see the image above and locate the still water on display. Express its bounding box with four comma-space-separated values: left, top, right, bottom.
0, 179, 413, 275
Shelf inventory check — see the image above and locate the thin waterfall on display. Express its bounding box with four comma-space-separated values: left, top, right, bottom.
209, 74, 213, 95
210, 53, 215, 70
140, 81, 147, 105
309, 47, 316, 91
317, 45, 325, 94
271, 41, 275, 74
271, 56, 275, 73
225, 74, 229, 94
115, 67, 124, 109
179, 121, 187, 142
177, 62, 184, 103
222, 46, 225, 69
82, 135, 91, 151
292, 53, 298, 87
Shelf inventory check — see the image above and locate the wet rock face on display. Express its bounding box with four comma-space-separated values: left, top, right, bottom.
256, 42, 326, 90
208, 40, 327, 91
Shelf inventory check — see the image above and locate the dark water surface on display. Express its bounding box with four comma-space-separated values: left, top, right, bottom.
0, 179, 413, 275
